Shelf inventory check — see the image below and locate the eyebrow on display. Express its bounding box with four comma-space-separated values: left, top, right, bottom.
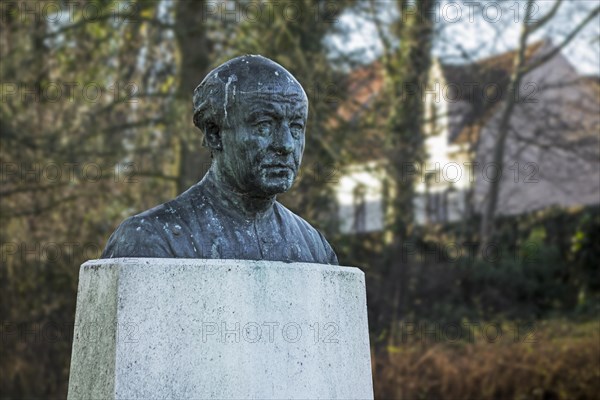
288, 107, 307, 118
246, 109, 282, 122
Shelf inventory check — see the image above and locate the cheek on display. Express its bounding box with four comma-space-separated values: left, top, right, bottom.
244, 137, 269, 158
236, 138, 268, 173
223, 137, 251, 176
295, 140, 305, 162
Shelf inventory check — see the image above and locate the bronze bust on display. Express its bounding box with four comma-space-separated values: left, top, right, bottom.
101, 55, 338, 264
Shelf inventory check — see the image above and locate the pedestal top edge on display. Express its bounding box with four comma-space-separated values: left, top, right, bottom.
81, 258, 364, 275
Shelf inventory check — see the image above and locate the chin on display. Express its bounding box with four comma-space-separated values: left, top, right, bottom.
258, 177, 294, 196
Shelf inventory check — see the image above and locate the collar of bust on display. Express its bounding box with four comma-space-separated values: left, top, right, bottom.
198, 169, 276, 222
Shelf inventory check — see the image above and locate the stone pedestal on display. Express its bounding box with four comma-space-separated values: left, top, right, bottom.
67, 258, 373, 399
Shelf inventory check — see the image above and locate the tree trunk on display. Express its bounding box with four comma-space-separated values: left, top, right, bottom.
383, 0, 436, 340
174, 0, 212, 193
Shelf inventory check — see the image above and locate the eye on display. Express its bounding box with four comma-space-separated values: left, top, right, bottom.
255, 120, 272, 136
290, 122, 304, 139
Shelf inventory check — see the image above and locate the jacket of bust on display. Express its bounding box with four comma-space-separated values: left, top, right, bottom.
101, 172, 339, 265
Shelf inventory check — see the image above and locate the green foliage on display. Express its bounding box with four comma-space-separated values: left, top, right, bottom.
336, 207, 600, 333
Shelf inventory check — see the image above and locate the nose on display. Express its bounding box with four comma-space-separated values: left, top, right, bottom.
272, 122, 294, 155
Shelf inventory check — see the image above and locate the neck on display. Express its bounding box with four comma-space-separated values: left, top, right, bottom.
204, 168, 275, 219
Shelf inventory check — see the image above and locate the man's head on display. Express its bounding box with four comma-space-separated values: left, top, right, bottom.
193, 55, 308, 197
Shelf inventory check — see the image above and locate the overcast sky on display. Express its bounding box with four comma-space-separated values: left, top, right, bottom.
329, 0, 599, 75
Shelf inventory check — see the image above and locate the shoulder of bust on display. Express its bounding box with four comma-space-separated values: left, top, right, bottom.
101, 204, 177, 258
273, 201, 339, 265
273, 201, 318, 232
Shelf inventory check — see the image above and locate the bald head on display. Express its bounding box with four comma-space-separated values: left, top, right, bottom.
193, 55, 308, 138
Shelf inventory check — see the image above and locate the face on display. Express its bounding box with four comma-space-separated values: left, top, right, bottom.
216, 84, 307, 197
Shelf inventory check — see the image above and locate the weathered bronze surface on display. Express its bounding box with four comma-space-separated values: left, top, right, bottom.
102, 55, 338, 264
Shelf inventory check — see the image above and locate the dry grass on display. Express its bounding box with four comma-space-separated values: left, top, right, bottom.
372, 319, 600, 400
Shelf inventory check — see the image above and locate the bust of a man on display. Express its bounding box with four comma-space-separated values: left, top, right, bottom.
101, 55, 338, 264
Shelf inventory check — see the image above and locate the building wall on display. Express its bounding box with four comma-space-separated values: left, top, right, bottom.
473, 49, 600, 216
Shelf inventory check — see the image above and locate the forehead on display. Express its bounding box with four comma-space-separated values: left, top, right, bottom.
237, 90, 308, 115
202, 56, 310, 120
235, 70, 307, 100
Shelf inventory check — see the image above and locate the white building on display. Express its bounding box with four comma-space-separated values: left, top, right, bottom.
335, 40, 600, 234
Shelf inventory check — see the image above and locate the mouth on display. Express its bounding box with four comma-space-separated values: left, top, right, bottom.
263, 163, 294, 172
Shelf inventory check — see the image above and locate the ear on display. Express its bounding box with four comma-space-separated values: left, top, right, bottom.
204, 122, 222, 151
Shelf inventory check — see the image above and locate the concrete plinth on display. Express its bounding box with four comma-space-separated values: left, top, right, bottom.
67, 258, 373, 399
